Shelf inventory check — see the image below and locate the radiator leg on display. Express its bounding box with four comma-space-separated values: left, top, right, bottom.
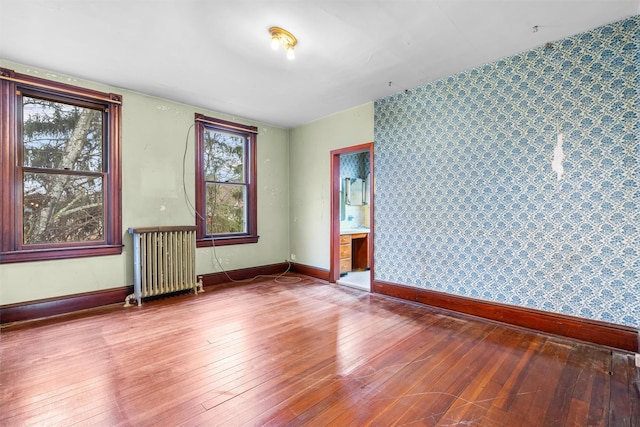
124, 293, 135, 308
196, 278, 204, 294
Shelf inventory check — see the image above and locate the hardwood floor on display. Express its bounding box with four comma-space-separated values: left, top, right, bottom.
1, 275, 638, 426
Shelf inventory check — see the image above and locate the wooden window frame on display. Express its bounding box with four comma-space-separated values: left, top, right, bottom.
0, 68, 122, 263
194, 113, 258, 247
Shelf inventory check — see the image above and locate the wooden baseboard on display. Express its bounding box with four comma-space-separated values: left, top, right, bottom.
7, 267, 634, 352
0, 262, 291, 325
373, 279, 639, 353
197, 262, 290, 287
290, 263, 330, 281
0, 286, 133, 325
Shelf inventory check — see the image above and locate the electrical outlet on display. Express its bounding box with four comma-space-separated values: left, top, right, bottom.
290, 253, 296, 261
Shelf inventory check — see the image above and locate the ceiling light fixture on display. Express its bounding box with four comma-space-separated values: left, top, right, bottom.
269, 26, 297, 60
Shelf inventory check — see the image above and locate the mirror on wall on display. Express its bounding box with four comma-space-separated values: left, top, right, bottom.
346, 177, 365, 206
364, 173, 370, 205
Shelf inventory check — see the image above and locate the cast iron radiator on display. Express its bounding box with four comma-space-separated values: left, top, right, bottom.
125, 226, 203, 307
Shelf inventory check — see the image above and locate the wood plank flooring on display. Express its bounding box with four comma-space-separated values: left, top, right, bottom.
1, 275, 638, 426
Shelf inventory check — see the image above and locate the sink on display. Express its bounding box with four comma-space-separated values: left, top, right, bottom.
340, 227, 370, 235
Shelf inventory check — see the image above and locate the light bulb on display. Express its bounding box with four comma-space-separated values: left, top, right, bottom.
286, 47, 295, 60
271, 37, 280, 50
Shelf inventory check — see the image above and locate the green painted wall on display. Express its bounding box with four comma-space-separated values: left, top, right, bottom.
0, 60, 290, 305
288, 103, 374, 269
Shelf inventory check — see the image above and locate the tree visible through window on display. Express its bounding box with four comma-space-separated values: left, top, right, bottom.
195, 114, 258, 246
0, 68, 122, 263
22, 96, 105, 244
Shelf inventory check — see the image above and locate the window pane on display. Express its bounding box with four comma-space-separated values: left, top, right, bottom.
205, 183, 246, 234
23, 172, 104, 245
203, 129, 245, 183
22, 96, 103, 172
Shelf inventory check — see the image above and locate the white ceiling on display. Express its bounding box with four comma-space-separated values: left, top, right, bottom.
2, 1, 639, 128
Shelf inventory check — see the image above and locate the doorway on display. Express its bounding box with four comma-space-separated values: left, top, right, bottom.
330, 143, 374, 290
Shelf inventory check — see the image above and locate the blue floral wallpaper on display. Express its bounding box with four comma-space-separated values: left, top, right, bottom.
374, 16, 640, 327
341, 152, 370, 180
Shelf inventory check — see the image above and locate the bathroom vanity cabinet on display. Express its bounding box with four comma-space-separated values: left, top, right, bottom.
339, 233, 369, 275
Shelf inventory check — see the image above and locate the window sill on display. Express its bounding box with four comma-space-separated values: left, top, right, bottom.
0, 245, 123, 264
196, 235, 259, 247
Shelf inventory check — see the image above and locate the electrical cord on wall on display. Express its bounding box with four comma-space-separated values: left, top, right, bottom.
181, 122, 300, 285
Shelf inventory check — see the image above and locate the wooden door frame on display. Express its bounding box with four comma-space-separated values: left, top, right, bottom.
329, 142, 374, 284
